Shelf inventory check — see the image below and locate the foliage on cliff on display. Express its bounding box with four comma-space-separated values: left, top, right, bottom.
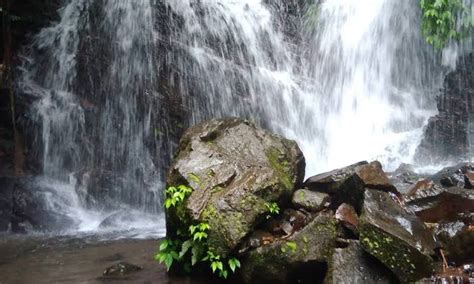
420, 0, 473, 49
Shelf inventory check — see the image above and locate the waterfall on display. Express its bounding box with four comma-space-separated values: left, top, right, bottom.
18, 0, 446, 235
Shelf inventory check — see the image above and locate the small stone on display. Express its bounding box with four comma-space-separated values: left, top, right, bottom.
103, 262, 142, 276
335, 203, 359, 236
292, 189, 329, 212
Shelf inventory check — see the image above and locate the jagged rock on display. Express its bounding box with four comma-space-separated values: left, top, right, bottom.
404, 185, 474, 223
304, 161, 399, 212
335, 203, 359, 237
166, 118, 305, 257
241, 213, 337, 283
328, 241, 398, 284
389, 163, 423, 194
429, 163, 474, 188
415, 53, 474, 164
435, 219, 474, 263
355, 161, 399, 195
292, 189, 329, 212
103, 262, 142, 276
304, 161, 367, 212
360, 189, 436, 282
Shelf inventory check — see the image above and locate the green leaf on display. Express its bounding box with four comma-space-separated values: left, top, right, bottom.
170, 251, 179, 260
199, 223, 210, 231
228, 258, 241, 272
164, 254, 174, 271
179, 240, 192, 259
219, 269, 228, 279
191, 246, 200, 266
159, 239, 169, 251
211, 262, 218, 272
217, 261, 223, 271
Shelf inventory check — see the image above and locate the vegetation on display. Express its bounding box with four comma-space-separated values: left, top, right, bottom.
164, 185, 193, 209
156, 185, 241, 279
265, 201, 280, 219
420, 0, 473, 49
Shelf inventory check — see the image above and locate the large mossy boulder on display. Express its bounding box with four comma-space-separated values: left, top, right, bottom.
241, 213, 337, 283
166, 118, 305, 257
360, 189, 436, 282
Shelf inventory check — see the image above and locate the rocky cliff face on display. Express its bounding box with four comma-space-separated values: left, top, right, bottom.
416, 53, 474, 164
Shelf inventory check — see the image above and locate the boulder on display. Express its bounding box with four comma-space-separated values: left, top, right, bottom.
166, 118, 305, 257
10, 178, 78, 233
291, 189, 329, 212
360, 189, 436, 282
435, 219, 474, 263
328, 241, 397, 284
429, 163, 474, 188
404, 185, 474, 223
304, 161, 399, 212
241, 213, 337, 283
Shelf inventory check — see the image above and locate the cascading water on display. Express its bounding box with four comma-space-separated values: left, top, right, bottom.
18, 0, 452, 236
162, 0, 443, 175
302, 0, 443, 173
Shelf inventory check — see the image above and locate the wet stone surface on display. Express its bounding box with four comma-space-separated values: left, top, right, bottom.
360, 189, 436, 282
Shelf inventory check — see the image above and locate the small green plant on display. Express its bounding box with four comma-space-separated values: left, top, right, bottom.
155, 211, 240, 278
164, 185, 193, 209
265, 201, 280, 219
203, 250, 227, 278
159, 182, 240, 279
155, 239, 180, 271
189, 222, 210, 241
420, 0, 473, 49
228, 257, 241, 273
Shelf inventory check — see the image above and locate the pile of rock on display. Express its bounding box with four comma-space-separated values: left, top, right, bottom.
165, 118, 474, 283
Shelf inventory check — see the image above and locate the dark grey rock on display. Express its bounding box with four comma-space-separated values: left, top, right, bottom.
241, 213, 336, 283
328, 241, 398, 284
292, 189, 329, 212
360, 189, 436, 282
